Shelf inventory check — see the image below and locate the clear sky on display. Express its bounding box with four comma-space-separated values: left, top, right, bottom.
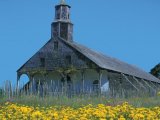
0, 0, 160, 87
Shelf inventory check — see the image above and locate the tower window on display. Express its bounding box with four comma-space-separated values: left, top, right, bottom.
60, 23, 68, 39
66, 55, 71, 64
55, 7, 60, 19
40, 58, 45, 67
54, 41, 58, 50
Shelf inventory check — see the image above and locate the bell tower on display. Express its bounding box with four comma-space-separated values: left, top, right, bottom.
51, 0, 73, 42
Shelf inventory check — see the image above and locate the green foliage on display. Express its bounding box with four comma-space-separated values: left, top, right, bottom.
1, 80, 160, 108
150, 63, 160, 78
56, 65, 78, 77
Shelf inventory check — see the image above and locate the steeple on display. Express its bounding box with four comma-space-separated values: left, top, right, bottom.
51, 0, 73, 42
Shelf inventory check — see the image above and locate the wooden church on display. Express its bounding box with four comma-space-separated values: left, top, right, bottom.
17, 0, 160, 97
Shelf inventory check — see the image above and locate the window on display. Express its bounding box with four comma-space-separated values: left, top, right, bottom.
56, 7, 60, 19
60, 23, 68, 39
67, 75, 72, 91
40, 58, 45, 67
54, 41, 58, 50
93, 80, 99, 91
66, 55, 71, 64
119, 76, 123, 84
78, 54, 85, 60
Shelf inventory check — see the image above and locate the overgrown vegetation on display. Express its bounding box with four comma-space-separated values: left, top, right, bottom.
0, 88, 160, 108
1, 80, 160, 108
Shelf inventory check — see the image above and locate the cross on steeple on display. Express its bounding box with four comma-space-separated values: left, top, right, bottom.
60, 0, 66, 4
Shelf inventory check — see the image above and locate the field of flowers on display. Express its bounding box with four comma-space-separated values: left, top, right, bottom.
0, 102, 160, 120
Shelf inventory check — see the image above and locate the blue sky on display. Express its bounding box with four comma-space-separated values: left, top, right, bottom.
0, 0, 160, 87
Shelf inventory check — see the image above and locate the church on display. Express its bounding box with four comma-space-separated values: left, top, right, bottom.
17, 0, 160, 97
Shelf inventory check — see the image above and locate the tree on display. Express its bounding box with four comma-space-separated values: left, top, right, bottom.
150, 63, 160, 79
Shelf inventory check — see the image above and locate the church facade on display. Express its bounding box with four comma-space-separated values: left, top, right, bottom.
17, 1, 160, 97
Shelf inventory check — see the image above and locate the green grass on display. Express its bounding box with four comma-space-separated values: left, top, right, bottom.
1, 94, 160, 108
1, 83, 160, 108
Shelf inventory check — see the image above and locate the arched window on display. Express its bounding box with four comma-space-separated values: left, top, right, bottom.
19, 74, 29, 90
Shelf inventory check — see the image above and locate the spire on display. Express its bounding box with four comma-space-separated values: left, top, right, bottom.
60, 0, 66, 4
51, 0, 73, 41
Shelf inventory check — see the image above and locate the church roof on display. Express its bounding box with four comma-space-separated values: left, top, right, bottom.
59, 37, 160, 83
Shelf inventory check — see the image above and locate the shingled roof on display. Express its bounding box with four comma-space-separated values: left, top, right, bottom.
58, 37, 160, 83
